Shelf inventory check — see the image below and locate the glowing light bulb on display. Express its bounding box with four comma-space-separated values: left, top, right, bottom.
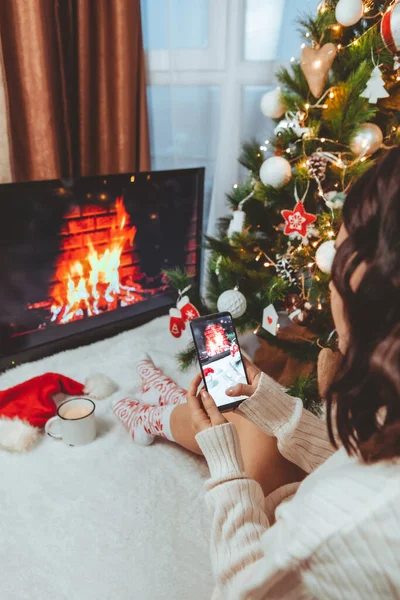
305, 103, 310, 109
328, 230, 335, 238
321, 137, 326, 142
353, 39, 359, 46
290, 56, 296, 62
286, 148, 291, 154
337, 44, 342, 50
264, 262, 271, 268
333, 24, 341, 31
323, 104, 328, 109
307, 262, 314, 268
329, 92, 335, 98
301, 43, 306, 49
318, 302, 323, 310
233, 184, 238, 189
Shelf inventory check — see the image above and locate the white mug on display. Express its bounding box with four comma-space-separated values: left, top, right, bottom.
45, 398, 96, 446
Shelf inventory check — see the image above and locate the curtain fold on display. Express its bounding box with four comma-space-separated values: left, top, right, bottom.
0, 0, 150, 182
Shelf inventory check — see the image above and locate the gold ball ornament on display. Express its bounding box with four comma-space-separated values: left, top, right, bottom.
301, 43, 337, 98
350, 123, 383, 157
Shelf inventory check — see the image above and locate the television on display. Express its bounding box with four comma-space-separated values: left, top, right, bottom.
0, 168, 204, 369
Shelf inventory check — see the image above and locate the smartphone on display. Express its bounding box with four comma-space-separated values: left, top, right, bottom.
190, 311, 250, 412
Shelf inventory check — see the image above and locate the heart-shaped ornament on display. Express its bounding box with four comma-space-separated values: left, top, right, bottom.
301, 43, 337, 98
267, 316, 273, 325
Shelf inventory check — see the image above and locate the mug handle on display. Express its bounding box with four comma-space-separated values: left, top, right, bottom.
45, 416, 62, 439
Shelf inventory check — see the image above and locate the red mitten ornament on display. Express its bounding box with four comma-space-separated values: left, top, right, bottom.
177, 295, 200, 323
230, 342, 239, 357
169, 308, 185, 338
281, 201, 317, 237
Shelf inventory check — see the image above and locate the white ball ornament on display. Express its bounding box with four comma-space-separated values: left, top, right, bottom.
260, 156, 292, 188
217, 289, 247, 319
350, 123, 383, 157
335, 0, 364, 27
315, 240, 336, 274
260, 87, 285, 119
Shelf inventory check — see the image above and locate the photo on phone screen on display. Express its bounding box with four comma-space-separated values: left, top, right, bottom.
190, 312, 249, 410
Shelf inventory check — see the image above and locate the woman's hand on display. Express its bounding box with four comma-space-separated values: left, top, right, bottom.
187, 373, 228, 434
225, 357, 261, 398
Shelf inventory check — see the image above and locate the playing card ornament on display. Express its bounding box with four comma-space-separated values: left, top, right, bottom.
300, 43, 337, 98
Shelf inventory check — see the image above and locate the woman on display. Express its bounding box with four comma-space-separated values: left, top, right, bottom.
185, 147, 400, 598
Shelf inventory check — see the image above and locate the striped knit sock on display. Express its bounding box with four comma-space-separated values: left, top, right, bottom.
112, 397, 176, 446
136, 357, 187, 406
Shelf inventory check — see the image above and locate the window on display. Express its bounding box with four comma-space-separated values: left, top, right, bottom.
141, 0, 320, 229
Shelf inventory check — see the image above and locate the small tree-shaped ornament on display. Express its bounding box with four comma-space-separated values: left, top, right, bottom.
361, 65, 389, 104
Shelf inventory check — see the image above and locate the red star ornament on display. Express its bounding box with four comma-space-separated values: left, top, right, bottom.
281, 201, 317, 237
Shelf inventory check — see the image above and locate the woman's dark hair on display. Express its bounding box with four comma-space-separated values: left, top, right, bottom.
326, 146, 400, 462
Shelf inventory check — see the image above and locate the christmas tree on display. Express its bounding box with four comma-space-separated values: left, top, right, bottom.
166, 0, 400, 413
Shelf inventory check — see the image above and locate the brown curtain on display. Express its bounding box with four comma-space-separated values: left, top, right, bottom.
0, 0, 150, 182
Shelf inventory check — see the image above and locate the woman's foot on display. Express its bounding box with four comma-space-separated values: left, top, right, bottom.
136, 357, 187, 406
112, 397, 175, 446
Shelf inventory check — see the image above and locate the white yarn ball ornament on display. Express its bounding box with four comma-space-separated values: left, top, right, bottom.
315, 240, 336, 274
217, 289, 247, 319
260, 87, 285, 119
260, 156, 292, 188
335, 0, 364, 27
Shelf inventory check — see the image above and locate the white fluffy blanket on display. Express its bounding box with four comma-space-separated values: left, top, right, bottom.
0, 316, 215, 600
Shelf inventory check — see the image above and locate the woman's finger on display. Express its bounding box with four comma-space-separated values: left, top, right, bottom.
187, 373, 203, 399
225, 382, 255, 397
242, 356, 261, 384
200, 390, 227, 427
187, 374, 212, 433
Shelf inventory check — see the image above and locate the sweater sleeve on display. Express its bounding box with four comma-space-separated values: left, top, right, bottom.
196, 423, 309, 599
235, 372, 335, 474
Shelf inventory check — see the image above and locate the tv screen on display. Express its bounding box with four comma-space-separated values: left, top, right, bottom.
0, 168, 203, 364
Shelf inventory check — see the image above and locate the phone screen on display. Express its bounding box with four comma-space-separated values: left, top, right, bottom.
190, 312, 249, 409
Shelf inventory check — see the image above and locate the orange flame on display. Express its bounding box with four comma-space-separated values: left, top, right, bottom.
50, 197, 140, 324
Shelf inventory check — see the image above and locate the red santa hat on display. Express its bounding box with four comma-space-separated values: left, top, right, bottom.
0, 372, 117, 452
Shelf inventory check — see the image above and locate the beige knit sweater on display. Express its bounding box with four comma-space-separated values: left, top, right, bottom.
196, 373, 400, 599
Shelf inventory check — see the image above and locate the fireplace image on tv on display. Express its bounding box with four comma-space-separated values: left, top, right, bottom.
0, 169, 203, 366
